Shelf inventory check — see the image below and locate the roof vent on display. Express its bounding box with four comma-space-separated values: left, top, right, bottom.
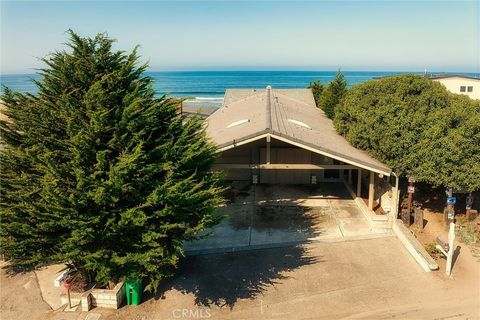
288, 119, 311, 129
227, 119, 249, 129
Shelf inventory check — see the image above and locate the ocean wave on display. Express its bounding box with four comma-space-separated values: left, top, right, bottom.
191, 97, 224, 101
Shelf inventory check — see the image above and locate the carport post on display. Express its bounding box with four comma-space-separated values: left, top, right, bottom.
348, 169, 352, 185
266, 135, 271, 164
368, 171, 375, 210
356, 169, 362, 197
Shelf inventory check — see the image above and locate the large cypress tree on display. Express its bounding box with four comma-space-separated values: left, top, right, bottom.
0, 31, 225, 289
317, 71, 348, 119
334, 74, 480, 191
307, 80, 324, 107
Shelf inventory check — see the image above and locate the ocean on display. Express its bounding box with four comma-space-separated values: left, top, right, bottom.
1, 71, 477, 107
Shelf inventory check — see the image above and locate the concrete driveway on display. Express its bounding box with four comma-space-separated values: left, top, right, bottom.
5, 235, 479, 320
184, 182, 384, 254
103, 236, 479, 320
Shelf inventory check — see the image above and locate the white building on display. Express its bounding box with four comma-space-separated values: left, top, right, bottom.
430, 75, 480, 100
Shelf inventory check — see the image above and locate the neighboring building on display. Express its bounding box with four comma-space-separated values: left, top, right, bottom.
205, 86, 395, 213
429, 75, 480, 100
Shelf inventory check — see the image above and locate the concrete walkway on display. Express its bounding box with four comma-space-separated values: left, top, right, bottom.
184, 183, 387, 254
35, 264, 67, 310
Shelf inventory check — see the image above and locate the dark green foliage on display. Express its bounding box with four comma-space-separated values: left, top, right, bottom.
307, 80, 324, 107
0, 31, 225, 289
413, 94, 480, 190
307, 71, 347, 118
334, 74, 480, 191
318, 71, 347, 118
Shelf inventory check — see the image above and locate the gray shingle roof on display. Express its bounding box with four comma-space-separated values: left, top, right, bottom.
205, 87, 391, 175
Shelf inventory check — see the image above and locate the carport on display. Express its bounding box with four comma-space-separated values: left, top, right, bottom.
206, 86, 392, 211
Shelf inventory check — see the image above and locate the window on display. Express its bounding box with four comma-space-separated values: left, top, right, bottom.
460, 86, 466, 92
467, 86, 473, 92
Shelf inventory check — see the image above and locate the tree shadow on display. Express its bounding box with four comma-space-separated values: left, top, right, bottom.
1, 263, 29, 277
0, 259, 51, 277
147, 244, 320, 308
184, 184, 329, 253
408, 183, 480, 215
422, 218, 428, 229
150, 183, 331, 307
227, 204, 324, 237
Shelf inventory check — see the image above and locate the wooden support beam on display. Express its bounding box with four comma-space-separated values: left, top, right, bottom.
348, 169, 352, 184
214, 164, 358, 170
356, 169, 362, 197
368, 171, 375, 210
266, 135, 271, 165
393, 173, 400, 218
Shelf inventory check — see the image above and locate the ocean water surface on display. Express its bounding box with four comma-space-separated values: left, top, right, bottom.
1, 71, 476, 107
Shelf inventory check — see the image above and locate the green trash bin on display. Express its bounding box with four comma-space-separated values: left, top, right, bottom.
125, 277, 142, 305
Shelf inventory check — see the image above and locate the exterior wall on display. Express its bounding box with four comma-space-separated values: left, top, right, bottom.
217, 145, 252, 181
433, 77, 480, 100
376, 175, 395, 214
216, 138, 346, 184
358, 170, 396, 215
259, 147, 311, 184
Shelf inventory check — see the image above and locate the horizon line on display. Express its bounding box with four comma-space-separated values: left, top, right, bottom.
2, 69, 480, 76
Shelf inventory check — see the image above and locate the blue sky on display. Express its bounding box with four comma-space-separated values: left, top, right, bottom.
1, 1, 479, 73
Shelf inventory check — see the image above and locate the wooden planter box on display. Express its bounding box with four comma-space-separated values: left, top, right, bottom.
61, 282, 125, 311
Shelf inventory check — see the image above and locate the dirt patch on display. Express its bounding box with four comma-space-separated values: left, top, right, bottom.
0, 262, 51, 320
410, 208, 480, 285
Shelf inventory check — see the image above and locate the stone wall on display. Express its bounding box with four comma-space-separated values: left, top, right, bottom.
91, 282, 125, 309
61, 282, 125, 310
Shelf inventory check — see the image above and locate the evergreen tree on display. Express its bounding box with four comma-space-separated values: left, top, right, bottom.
318, 71, 348, 119
413, 94, 480, 191
307, 80, 324, 107
334, 74, 480, 191
0, 31, 225, 289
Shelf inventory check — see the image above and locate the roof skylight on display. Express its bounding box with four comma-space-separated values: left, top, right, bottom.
226, 119, 249, 128
288, 119, 310, 129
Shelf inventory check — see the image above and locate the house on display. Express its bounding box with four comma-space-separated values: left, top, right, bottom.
205, 86, 396, 214
429, 75, 480, 100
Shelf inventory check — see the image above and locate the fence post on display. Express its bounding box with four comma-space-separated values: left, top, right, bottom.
445, 222, 456, 276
